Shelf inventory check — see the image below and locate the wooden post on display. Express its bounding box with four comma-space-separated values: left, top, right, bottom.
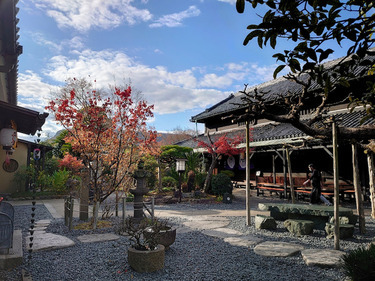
69, 198, 74, 231
115, 190, 119, 217
352, 143, 366, 233
246, 121, 251, 226
151, 197, 155, 220
332, 121, 340, 250
282, 149, 287, 198
64, 198, 68, 226
122, 197, 126, 225
272, 155, 276, 184
286, 147, 296, 203
367, 153, 375, 219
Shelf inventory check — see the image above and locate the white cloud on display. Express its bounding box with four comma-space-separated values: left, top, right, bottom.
149, 6, 200, 28
29, 32, 86, 53
32, 0, 152, 32
20, 48, 277, 122
18, 71, 60, 109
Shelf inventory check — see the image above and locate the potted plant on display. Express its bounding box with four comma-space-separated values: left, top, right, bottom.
117, 217, 166, 273
144, 218, 176, 250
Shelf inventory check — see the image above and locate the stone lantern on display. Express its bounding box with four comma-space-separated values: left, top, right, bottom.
129, 160, 149, 220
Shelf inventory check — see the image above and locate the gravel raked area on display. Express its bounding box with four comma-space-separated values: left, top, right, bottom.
1, 201, 375, 281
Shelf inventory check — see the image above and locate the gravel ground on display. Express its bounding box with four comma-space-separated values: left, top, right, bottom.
1, 198, 374, 281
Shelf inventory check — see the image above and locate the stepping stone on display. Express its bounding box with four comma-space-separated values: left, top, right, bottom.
224, 236, 263, 247
301, 249, 345, 268
176, 226, 193, 234
254, 241, 304, 257
77, 233, 120, 243
186, 216, 229, 222
202, 228, 243, 238
27, 233, 75, 252
35, 219, 51, 226
183, 220, 229, 230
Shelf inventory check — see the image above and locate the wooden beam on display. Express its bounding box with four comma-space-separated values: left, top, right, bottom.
322, 146, 333, 158
272, 155, 276, 184
352, 143, 366, 233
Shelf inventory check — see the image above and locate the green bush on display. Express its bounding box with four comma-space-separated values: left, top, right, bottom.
195, 172, 206, 190
342, 244, 375, 281
211, 173, 233, 196
49, 170, 72, 192
162, 176, 177, 188
162, 186, 174, 192
221, 170, 235, 178
12, 165, 31, 191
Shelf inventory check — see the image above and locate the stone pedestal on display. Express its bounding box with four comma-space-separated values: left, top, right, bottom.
79, 169, 90, 221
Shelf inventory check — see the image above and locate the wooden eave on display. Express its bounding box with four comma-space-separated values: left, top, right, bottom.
0, 100, 48, 135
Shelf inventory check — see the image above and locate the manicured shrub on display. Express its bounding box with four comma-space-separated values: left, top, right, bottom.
187, 170, 195, 192
211, 173, 233, 196
220, 170, 235, 178
181, 183, 188, 192
342, 244, 375, 281
162, 176, 177, 188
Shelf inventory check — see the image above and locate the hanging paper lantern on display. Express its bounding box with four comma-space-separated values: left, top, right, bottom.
0, 128, 17, 150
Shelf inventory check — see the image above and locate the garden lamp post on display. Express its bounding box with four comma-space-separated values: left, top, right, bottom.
176, 158, 187, 203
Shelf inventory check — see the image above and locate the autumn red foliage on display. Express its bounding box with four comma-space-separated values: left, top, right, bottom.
58, 153, 84, 174
46, 81, 157, 207
196, 133, 245, 193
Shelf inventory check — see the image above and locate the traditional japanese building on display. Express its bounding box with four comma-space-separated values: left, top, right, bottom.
0, 0, 49, 195
180, 53, 375, 196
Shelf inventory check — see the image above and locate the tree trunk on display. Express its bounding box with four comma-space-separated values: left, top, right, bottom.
203, 156, 217, 193
352, 143, 365, 234
367, 153, 375, 219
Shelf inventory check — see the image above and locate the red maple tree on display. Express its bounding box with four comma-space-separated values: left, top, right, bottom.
197, 133, 245, 193
46, 79, 157, 227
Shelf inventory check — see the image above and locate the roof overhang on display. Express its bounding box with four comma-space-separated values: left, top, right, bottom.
0, 100, 48, 135
0, 0, 22, 105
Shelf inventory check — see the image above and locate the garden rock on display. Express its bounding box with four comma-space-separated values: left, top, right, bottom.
329, 216, 350, 225
255, 215, 277, 230
325, 223, 354, 239
284, 219, 314, 236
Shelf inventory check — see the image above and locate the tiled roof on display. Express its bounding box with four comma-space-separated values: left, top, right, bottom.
191, 51, 375, 123
180, 109, 375, 149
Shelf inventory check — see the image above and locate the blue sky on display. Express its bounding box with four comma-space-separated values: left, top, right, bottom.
16, 0, 348, 141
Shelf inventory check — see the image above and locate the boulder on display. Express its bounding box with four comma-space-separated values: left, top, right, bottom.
255, 215, 277, 230
329, 215, 357, 226
284, 219, 314, 236
325, 223, 354, 239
